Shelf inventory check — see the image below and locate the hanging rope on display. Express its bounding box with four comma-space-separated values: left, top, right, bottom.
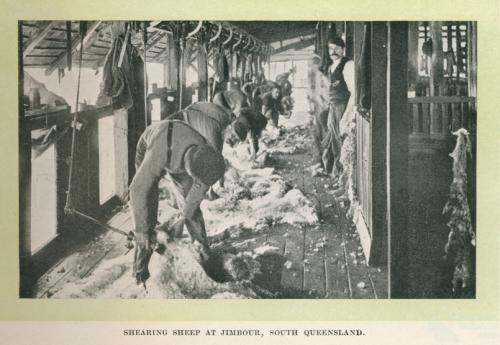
63, 21, 134, 248
142, 21, 149, 128
64, 22, 85, 216
178, 25, 185, 111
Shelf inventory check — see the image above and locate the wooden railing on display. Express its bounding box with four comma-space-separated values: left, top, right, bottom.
408, 96, 476, 140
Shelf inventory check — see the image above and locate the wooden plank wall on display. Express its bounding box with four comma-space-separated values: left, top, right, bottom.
387, 22, 409, 298
114, 109, 129, 201
369, 22, 388, 267
19, 21, 33, 296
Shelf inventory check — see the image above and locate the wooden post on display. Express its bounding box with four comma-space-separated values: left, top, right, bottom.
387, 22, 409, 298
353, 22, 364, 102
177, 25, 186, 110
455, 23, 462, 88
166, 32, 178, 91
370, 22, 388, 267
429, 21, 444, 136
353, 21, 361, 198
163, 63, 167, 88
467, 22, 477, 98
345, 21, 354, 59
142, 22, 149, 128
232, 51, 238, 79
197, 29, 208, 101
267, 58, 271, 79
227, 49, 233, 81
114, 109, 129, 201
19, 21, 33, 297
408, 22, 419, 92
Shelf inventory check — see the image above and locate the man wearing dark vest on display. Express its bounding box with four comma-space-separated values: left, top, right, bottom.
166, 102, 236, 199
129, 119, 226, 285
168, 102, 235, 153
322, 36, 355, 178
213, 89, 251, 117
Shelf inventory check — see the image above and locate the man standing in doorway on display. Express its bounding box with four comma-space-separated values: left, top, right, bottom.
322, 36, 355, 180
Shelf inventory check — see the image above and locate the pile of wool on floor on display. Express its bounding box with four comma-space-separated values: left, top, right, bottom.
442, 128, 475, 296
50, 114, 318, 299
339, 108, 359, 218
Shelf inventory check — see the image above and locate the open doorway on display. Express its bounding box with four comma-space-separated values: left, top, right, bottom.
30, 143, 58, 253
98, 115, 116, 205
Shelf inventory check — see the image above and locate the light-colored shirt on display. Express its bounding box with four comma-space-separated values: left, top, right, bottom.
327, 58, 355, 95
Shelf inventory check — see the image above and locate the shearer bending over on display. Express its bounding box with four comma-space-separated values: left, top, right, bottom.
260, 85, 284, 128
212, 89, 268, 160
167, 102, 235, 198
213, 89, 251, 117
168, 102, 235, 153
129, 120, 226, 285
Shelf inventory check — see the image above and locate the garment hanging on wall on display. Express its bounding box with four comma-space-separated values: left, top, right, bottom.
316, 22, 334, 76
214, 44, 229, 82
102, 32, 144, 110
31, 125, 70, 159
355, 22, 371, 114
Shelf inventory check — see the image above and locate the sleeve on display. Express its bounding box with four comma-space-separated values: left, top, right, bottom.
183, 179, 210, 220
261, 94, 272, 118
261, 94, 270, 107
206, 120, 224, 153
344, 61, 355, 94
250, 131, 259, 154
129, 130, 168, 234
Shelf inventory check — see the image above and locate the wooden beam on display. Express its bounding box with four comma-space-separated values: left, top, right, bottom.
429, 22, 444, 136
166, 32, 178, 90
45, 21, 101, 75
387, 22, 409, 298
188, 64, 198, 73
408, 22, 419, 91
23, 21, 57, 59
369, 22, 388, 267
197, 31, 209, 101
141, 31, 165, 54
180, 38, 194, 105
272, 37, 315, 55
152, 40, 170, 63
75, 21, 108, 54
19, 21, 33, 297
270, 52, 315, 62
345, 21, 354, 58
467, 22, 477, 97
408, 96, 475, 103
353, 22, 364, 104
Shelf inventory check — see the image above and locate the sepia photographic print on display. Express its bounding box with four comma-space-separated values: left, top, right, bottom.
18, 20, 477, 300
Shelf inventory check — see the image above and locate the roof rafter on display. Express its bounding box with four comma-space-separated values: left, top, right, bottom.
45, 21, 102, 75
23, 21, 58, 59
272, 36, 315, 55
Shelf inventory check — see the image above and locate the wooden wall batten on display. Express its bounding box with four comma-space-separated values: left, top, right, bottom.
387, 22, 409, 298
197, 30, 209, 102
19, 21, 33, 297
369, 21, 388, 267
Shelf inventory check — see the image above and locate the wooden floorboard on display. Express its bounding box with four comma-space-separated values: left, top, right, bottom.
303, 225, 327, 297
265, 223, 289, 254
279, 225, 305, 295
35, 210, 132, 297
34, 120, 388, 299
337, 203, 375, 299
